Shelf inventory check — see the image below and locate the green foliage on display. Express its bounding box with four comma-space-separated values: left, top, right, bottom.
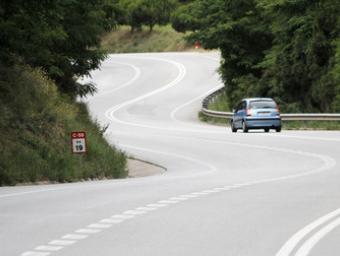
175, 0, 340, 113
119, 0, 177, 32
208, 90, 231, 112
0, 64, 127, 186
0, 0, 118, 98
258, 0, 340, 112
171, 1, 201, 33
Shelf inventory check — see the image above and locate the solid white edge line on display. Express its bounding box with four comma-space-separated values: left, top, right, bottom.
295, 217, 340, 256
91, 61, 141, 98
276, 208, 340, 256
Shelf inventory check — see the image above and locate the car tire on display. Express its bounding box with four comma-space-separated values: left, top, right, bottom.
242, 121, 248, 133
231, 121, 237, 133
264, 128, 270, 133
276, 126, 281, 133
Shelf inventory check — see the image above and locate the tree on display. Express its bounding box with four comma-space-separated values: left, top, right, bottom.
119, 0, 177, 32
258, 0, 340, 112
177, 0, 273, 108
171, 1, 201, 33
0, 0, 118, 98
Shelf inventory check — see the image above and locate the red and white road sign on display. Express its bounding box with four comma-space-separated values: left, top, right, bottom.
71, 131, 87, 153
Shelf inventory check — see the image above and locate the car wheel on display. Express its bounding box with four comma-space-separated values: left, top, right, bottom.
242, 121, 248, 133
276, 126, 281, 133
231, 121, 237, 133
264, 128, 269, 133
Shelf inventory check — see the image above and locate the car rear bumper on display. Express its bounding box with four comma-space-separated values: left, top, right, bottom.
245, 117, 281, 128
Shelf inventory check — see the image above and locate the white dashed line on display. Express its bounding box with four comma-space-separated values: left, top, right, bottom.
62, 234, 88, 240
180, 194, 198, 198
202, 189, 219, 193
169, 197, 189, 201
21, 252, 51, 256
191, 192, 210, 196
146, 203, 167, 208
75, 228, 101, 234
123, 210, 147, 215
212, 188, 225, 192
158, 200, 179, 204
136, 206, 157, 211
49, 240, 76, 246
100, 218, 125, 224
88, 223, 112, 229
35, 245, 63, 252
111, 214, 135, 219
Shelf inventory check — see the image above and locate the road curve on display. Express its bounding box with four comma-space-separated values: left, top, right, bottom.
1, 52, 340, 256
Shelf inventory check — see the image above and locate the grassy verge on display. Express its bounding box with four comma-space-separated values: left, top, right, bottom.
0, 64, 127, 186
101, 25, 194, 53
208, 90, 231, 112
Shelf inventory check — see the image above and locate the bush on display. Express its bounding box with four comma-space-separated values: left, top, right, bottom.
0, 64, 127, 186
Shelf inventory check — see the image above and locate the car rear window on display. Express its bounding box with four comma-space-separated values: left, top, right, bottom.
249, 101, 277, 109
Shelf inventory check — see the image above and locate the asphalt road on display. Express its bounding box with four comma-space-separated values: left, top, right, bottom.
1, 52, 340, 256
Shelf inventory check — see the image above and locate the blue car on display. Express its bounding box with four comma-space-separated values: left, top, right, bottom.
231, 98, 281, 133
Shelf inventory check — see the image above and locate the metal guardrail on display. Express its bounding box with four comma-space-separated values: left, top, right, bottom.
202, 89, 340, 121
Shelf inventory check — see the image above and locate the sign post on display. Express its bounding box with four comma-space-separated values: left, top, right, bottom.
71, 131, 87, 154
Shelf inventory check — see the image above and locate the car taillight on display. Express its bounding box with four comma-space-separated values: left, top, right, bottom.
276, 106, 280, 113
246, 109, 252, 116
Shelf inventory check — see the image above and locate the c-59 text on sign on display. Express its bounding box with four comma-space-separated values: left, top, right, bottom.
71, 131, 87, 154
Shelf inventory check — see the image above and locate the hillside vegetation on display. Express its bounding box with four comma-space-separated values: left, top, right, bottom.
0, 1, 128, 186
101, 25, 192, 53
0, 64, 127, 186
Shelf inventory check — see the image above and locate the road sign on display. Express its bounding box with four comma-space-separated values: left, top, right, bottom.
71, 131, 87, 154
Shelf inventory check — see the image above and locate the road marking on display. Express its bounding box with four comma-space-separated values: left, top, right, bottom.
276, 207, 340, 256
0, 189, 61, 199
91, 61, 141, 98
75, 228, 101, 234
158, 200, 179, 204
124, 210, 147, 215
112, 214, 135, 219
212, 188, 226, 191
192, 192, 210, 195
88, 223, 112, 229
105, 57, 187, 131
169, 197, 189, 201
35, 245, 63, 252
146, 203, 167, 208
100, 218, 125, 224
180, 194, 198, 198
295, 217, 340, 256
49, 240, 76, 246
62, 234, 88, 240
202, 189, 220, 193
136, 206, 157, 211
21, 252, 51, 256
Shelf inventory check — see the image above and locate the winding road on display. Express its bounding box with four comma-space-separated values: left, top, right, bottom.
1, 52, 340, 256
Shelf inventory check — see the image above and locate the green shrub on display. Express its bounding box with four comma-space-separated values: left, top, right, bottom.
0, 64, 127, 186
